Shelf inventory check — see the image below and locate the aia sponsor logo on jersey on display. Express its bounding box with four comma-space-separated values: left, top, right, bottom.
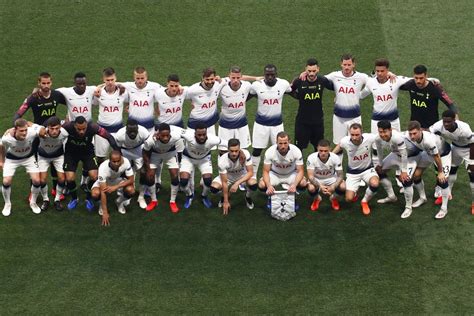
132, 100, 150, 107
228, 102, 244, 108
14, 146, 31, 153
103, 106, 120, 112
72, 106, 88, 113
338, 86, 355, 94
376, 94, 393, 102
263, 99, 279, 105
274, 162, 291, 169
201, 100, 216, 109
316, 169, 333, 176
41, 108, 56, 117
165, 107, 181, 114
352, 153, 369, 161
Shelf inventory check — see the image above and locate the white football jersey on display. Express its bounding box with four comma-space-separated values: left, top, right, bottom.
218, 149, 252, 177
186, 80, 226, 128
2, 124, 41, 159
360, 76, 411, 121
219, 80, 252, 129
325, 71, 369, 118
123, 81, 162, 129
57, 86, 96, 122
306, 152, 342, 180
404, 130, 439, 156
182, 130, 222, 159
155, 87, 188, 127
98, 157, 134, 183
264, 144, 303, 176
430, 120, 474, 147
250, 78, 291, 126
113, 125, 150, 150
375, 130, 408, 157
93, 87, 129, 130
38, 127, 69, 158
340, 133, 376, 171
143, 126, 183, 154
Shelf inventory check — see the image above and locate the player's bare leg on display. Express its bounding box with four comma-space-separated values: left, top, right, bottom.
361, 176, 379, 216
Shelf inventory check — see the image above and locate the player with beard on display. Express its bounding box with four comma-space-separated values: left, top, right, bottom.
186, 67, 225, 135
406, 121, 450, 219
430, 110, 474, 214
258, 132, 306, 208
217, 66, 254, 154
290, 58, 334, 151
62, 116, 120, 211
36, 116, 69, 212
333, 123, 379, 215
400, 65, 458, 129
13, 72, 66, 126
13, 72, 67, 202
306, 139, 345, 212
210, 138, 256, 215
180, 123, 222, 209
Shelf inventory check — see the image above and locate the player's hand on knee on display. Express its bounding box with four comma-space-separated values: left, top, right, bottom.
437, 172, 447, 184
288, 184, 297, 193
230, 183, 238, 193
266, 186, 275, 196
399, 172, 410, 183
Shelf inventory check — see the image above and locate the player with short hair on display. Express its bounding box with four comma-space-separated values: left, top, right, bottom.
217, 66, 253, 154
258, 132, 306, 209
185, 67, 224, 136
180, 123, 222, 209
113, 119, 150, 209
13, 72, 66, 126
374, 120, 420, 218
0, 119, 44, 216
325, 54, 371, 148
122, 66, 163, 132
430, 110, 474, 214
333, 123, 379, 215
210, 138, 257, 215
290, 58, 334, 151
154, 74, 187, 189
360, 58, 411, 134
142, 123, 183, 213
91, 150, 135, 226
93, 67, 129, 162
306, 139, 345, 212
399, 64, 458, 129
57, 72, 96, 122
36, 116, 69, 212
250, 64, 292, 178
14, 72, 68, 199
62, 116, 120, 211
406, 120, 451, 219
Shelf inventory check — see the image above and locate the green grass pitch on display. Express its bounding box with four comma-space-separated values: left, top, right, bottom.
0, 0, 473, 313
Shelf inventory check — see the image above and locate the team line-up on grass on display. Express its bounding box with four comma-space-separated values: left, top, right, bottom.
1, 54, 473, 225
